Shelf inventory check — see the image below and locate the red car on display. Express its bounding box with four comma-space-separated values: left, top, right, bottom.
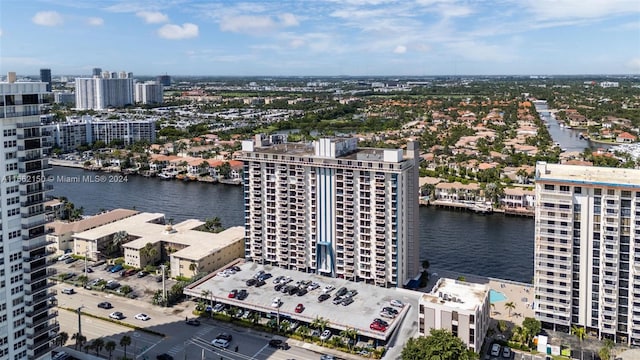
295, 303, 305, 313
369, 322, 387, 331
228, 289, 238, 298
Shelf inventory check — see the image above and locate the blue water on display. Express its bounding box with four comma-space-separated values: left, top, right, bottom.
490, 289, 507, 303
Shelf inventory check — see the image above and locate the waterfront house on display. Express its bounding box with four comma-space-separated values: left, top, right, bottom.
434, 182, 481, 202
500, 188, 535, 209
616, 132, 636, 143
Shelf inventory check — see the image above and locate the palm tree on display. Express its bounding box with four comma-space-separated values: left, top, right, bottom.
311, 316, 329, 332
511, 326, 525, 344
249, 311, 261, 325
92, 338, 104, 356
140, 242, 158, 264
77, 274, 89, 287
189, 263, 199, 276
504, 301, 516, 317
280, 320, 291, 334
201, 289, 212, 308
340, 327, 358, 350
120, 335, 132, 360
57, 331, 69, 347
83, 343, 93, 354
71, 333, 86, 350
296, 325, 310, 340
105, 340, 116, 359
571, 325, 587, 342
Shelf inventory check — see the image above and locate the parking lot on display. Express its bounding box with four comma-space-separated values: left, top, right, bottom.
185, 262, 422, 343
52, 257, 175, 302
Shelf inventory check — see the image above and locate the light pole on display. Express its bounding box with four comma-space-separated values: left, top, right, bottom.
160, 265, 167, 306
77, 305, 84, 337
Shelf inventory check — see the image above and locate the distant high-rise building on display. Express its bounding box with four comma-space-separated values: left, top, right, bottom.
110, 72, 117, 79
118, 71, 127, 79
92, 67, 102, 77
534, 162, 640, 345
135, 81, 164, 105
238, 135, 421, 288
75, 71, 134, 109
157, 75, 171, 86
127, 72, 134, 80
0, 78, 57, 359
7, 71, 16, 83
40, 68, 52, 92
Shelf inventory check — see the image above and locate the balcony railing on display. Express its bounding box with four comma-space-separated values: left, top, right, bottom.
26, 310, 58, 328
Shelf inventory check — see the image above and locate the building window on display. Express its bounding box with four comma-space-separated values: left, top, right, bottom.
574, 187, 582, 194
544, 184, 554, 191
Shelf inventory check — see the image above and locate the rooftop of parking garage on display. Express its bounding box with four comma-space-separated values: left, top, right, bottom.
185, 261, 422, 341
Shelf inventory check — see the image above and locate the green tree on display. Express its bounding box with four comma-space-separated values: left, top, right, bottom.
92, 338, 104, 356
71, 333, 86, 350
504, 301, 516, 317
105, 340, 116, 359
120, 335, 132, 359
311, 316, 329, 332
521, 317, 541, 344
296, 325, 310, 340
571, 325, 587, 342
401, 329, 477, 360
57, 331, 69, 347
421, 260, 430, 270
140, 242, 158, 264
340, 327, 358, 351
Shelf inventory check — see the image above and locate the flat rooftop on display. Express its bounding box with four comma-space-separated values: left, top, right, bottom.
248, 141, 410, 163
420, 278, 488, 312
536, 162, 640, 187
47, 208, 139, 235
72, 211, 244, 261
185, 262, 422, 341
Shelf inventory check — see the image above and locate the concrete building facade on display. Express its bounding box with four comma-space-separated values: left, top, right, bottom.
418, 278, 490, 352
534, 162, 640, 345
134, 82, 163, 105
237, 134, 420, 288
75, 72, 134, 110
0, 79, 57, 359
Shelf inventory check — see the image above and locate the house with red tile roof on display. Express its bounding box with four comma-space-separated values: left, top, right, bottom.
616, 132, 636, 143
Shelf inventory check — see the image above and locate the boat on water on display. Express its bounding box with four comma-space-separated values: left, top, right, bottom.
158, 167, 179, 179
470, 203, 493, 214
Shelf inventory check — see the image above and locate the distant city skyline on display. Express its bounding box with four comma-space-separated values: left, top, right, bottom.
1, 0, 639, 76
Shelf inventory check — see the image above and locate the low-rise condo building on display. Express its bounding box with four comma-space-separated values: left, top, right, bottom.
418, 278, 491, 352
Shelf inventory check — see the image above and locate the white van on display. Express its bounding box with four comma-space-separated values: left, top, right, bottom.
61, 288, 75, 295
57, 254, 71, 262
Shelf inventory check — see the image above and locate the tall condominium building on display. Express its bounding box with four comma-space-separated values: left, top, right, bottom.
75, 72, 134, 110
39, 69, 51, 92
238, 135, 420, 288
156, 75, 171, 87
0, 79, 57, 359
534, 162, 640, 345
135, 82, 164, 105
91, 68, 102, 77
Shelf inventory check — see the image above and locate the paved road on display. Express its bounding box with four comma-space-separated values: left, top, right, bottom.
55, 284, 326, 360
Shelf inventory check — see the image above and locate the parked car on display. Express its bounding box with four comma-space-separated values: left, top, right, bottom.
64, 257, 78, 264
341, 297, 354, 306
370, 322, 387, 331
186, 318, 200, 326
268, 339, 289, 350
61, 288, 75, 295
86, 268, 94, 273
373, 318, 389, 327
296, 288, 308, 296
97, 302, 112, 309
390, 299, 404, 307
155, 275, 163, 282
57, 254, 71, 262
332, 296, 343, 305
382, 307, 398, 315
156, 354, 173, 360
502, 346, 511, 358
137, 271, 149, 278
135, 313, 150, 321
255, 280, 266, 287
323, 285, 335, 293
109, 264, 123, 273
271, 297, 282, 308
335, 287, 348, 297
345, 290, 358, 297
120, 268, 137, 277
320, 355, 335, 360
318, 293, 331, 302
246, 278, 257, 286
211, 339, 230, 349
228, 289, 238, 298
319, 330, 332, 341
231, 265, 241, 272
257, 273, 272, 281
273, 275, 285, 284
212, 303, 225, 313
379, 310, 395, 319
307, 282, 320, 291
295, 303, 305, 313
109, 312, 124, 320
237, 289, 248, 300
491, 344, 501, 357
216, 333, 232, 341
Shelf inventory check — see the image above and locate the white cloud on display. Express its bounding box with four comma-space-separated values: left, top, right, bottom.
157, 23, 199, 40
220, 13, 300, 35
136, 11, 169, 24
278, 13, 299, 27
521, 0, 640, 20
32, 11, 64, 26
393, 45, 407, 54
87, 17, 104, 26
0, 29, 3, 37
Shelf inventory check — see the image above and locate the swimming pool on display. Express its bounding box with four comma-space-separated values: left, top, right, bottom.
490, 289, 507, 303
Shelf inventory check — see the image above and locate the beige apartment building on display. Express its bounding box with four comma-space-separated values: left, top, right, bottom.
534, 162, 640, 345
418, 278, 490, 352
237, 134, 420, 288
73, 211, 244, 278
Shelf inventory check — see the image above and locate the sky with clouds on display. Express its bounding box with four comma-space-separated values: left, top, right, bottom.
1, 0, 639, 76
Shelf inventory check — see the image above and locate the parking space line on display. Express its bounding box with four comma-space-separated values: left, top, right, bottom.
252, 344, 269, 358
